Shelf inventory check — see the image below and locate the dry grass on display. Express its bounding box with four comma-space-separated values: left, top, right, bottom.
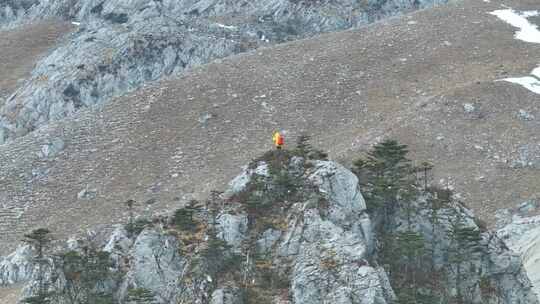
0, 20, 73, 104
0, 0, 540, 255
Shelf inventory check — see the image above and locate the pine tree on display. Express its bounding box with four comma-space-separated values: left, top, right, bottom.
415, 161, 434, 190
448, 211, 484, 303
125, 199, 137, 237
173, 200, 202, 231
57, 243, 114, 303
23, 228, 53, 303
353, 139, 414, 226
202, 227, 230, 265
295, 134, 312, 157
293, 134, 328, 160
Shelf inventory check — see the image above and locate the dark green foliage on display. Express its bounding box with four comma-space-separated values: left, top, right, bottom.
293, 134, 328, 160
450, 225, 484, 259
236, 151, 305, 215
124, 199, 137, 237
448, 215, 485, 302
22, 293, 53, 304
251, 149, 293, 171
173, 200, 203, 231
202, 227, 236, 274
173, 208, 196, 230
353, 140, 414, 208
353, 139, 416, 231
267, 166, 301, 203
57, 245, 114, 304
126, 218, 152, 236
127, 288, 157, 304
23, 228, 53, 247
354, 140, 490, 304
90, 292, 115, 304
415, 161, 434, 189
427, 186, 452, 209
23, 228, 53, 302
395, 231, 425, 261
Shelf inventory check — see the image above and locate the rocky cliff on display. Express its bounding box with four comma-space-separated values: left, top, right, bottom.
0, 151, 535, 303
0, 0, 447, 144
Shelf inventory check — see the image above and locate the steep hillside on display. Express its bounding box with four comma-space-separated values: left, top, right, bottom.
0, 21, 73, 104
2, 154, 537, 303
0, 0, 447, 144
0, 0, 538, 257
0, 0, 538, 258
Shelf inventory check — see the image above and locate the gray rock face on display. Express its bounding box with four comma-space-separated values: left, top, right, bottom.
216, 212, 248, 252
128, 228, 185, 303
0, 0, 448, 143
273, 160, 391, 303
38, 137, 65, 159
308, 161, 367, 222
287, 207, 390, 304
498, 214, 540, 300
210, 287, 244, 304
0, 245, 33, 286
392, 196, 538, 304
4, 158, 536, 304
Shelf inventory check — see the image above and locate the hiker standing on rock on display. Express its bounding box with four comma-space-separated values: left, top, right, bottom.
273, 131, 284, 150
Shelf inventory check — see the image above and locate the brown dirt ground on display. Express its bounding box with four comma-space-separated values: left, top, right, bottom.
0, 20, 73, 104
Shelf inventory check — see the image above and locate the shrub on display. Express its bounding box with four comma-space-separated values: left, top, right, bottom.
126, 218, 152, 236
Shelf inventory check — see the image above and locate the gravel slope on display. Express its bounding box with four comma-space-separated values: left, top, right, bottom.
0, 0, 539, 257
0, 20, 73, 104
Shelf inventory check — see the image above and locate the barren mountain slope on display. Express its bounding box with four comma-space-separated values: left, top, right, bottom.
0, 0, 539, 262
0, 21, 73, 103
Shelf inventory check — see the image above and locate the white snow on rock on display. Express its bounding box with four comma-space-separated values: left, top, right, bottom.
490, 9, 540, 43
499, 76, 540, 94
491, 9, 540, 95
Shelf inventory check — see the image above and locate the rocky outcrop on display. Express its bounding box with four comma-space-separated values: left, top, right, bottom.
498, 213, 540, 300
0, 245, 34, 286
2, 155, 535, 303
0, 0, 448, 144
126, 228, 185, 303
389, 195, 538, 303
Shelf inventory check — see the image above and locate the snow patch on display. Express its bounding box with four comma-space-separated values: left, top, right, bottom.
492, 9, 540, 95
490, 9, 540, 43
498, 76, 540, 94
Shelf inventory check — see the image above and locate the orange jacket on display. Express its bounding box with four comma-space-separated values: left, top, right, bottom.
273, 132, 284, 146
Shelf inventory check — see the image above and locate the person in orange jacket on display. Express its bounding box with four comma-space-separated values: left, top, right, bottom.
272, 131, 284, 150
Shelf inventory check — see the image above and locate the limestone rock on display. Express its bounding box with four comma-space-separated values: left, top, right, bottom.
216, 213, 248, 252
0, 0, 448, 143
0, 245, 33, 286
210, 287, 244, 304
128, 228, 184, 302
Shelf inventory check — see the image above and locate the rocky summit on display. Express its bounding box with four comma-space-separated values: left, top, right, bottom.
1, 153, 537, 303
2, 0, 540, 303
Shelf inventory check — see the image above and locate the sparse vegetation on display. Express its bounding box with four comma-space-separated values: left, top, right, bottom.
353, 139, 416, 226
293, 134, 328, 160
127, 287, 157, 304
23, 228, 54, 304
56, 242, 115, 304
355, 139, 492, 304
125, 218, 152, 237
173, 200, 202, 231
